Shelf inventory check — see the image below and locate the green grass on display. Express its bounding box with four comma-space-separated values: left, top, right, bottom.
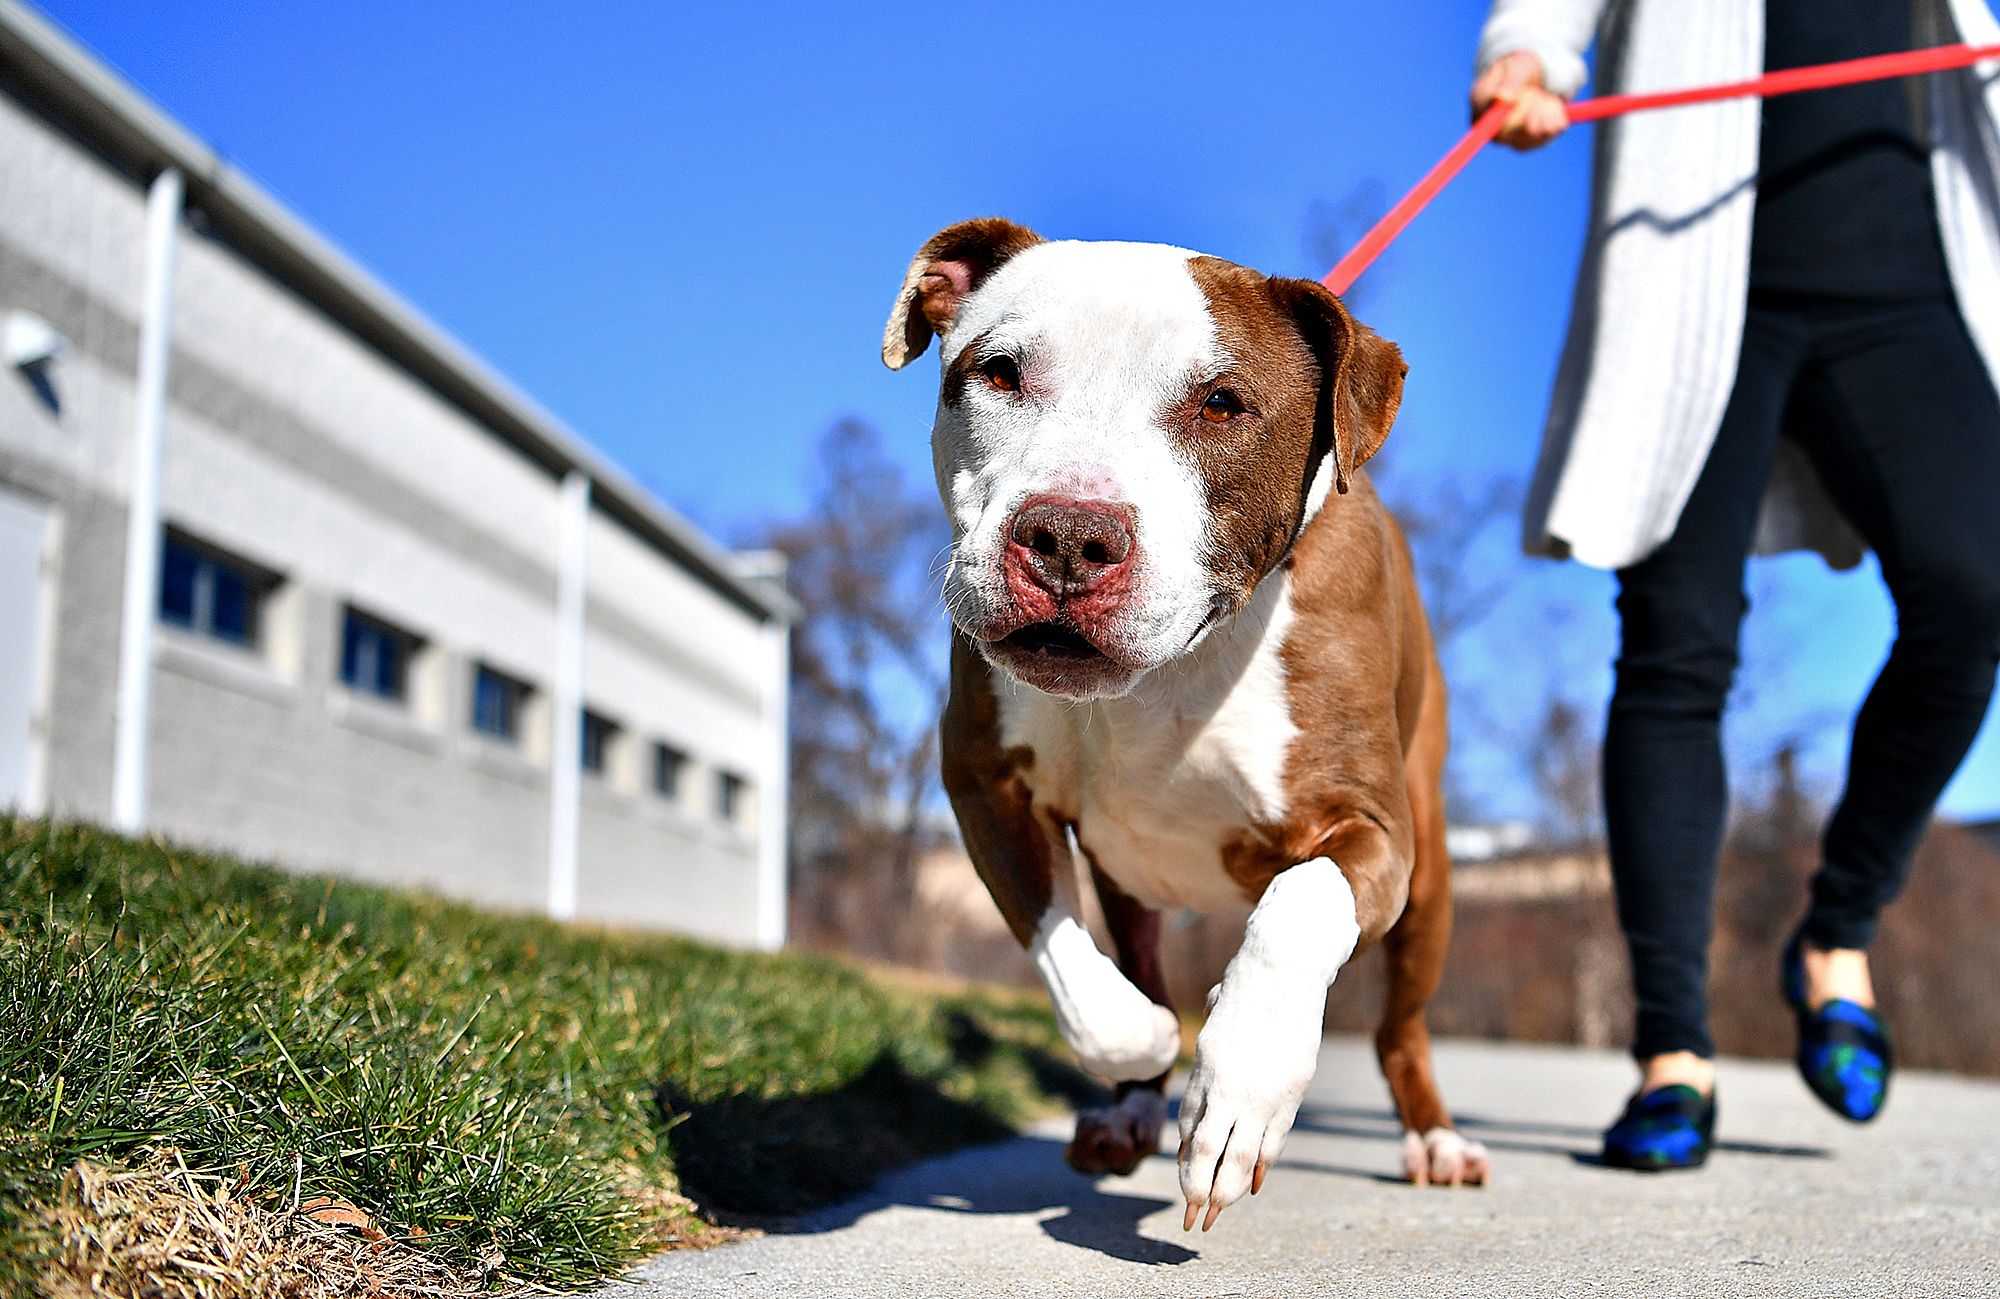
0, 816, 1091, 1290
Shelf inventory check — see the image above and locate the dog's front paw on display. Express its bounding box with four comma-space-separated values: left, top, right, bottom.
1034, 915, 1182, 1082
1176, 980, 1322, 1231
1400, 1127, 1492, 1188
1066, 1087, 1167, 1176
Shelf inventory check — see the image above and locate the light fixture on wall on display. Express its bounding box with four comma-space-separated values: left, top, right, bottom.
4, 310, 67, 371
6, 310, 68, 414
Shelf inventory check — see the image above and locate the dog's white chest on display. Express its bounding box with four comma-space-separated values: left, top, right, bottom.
997, 577, 1299, 913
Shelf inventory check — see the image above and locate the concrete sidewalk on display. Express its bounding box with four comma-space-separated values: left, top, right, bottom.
626, 1036, 2000, 1298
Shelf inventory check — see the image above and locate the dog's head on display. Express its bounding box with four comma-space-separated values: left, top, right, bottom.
885, 219, 1404, 701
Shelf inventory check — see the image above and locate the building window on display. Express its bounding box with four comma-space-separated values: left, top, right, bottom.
471, 664, 530, 742
652, 743, 687, 800
340, 607, 419, 703
716, 770, 749, 824
580, 709, 618, 776
159, 531, 269, 648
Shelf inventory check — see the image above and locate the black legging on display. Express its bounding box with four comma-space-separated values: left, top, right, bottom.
1606, 289, 2000, 1062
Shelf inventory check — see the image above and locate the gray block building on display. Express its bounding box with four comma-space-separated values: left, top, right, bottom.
0, 2, 792, 949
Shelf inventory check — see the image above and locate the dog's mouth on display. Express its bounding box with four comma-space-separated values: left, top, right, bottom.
984, 618, 1142, 699
997, 621, 1106, 662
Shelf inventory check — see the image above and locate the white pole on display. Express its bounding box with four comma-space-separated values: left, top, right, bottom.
111, 168, 182, 834
547, 470, 589, 920
755, 611, 790, 950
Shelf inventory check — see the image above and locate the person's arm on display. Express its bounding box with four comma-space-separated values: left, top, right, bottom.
1472, 0, 1608, 149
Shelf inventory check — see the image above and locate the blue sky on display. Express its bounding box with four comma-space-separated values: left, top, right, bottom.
39, 0, 1999, 820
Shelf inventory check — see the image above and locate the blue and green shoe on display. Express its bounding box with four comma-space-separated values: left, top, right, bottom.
1781, 935, 1891, 1123
1601, 1084, 1716, 1171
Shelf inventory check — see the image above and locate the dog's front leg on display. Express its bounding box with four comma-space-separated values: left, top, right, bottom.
1178, 837, 1381, 1231
1030, 857, 1182, 1084
953, 790, 1178, 1082
941, 648, 1180, 1086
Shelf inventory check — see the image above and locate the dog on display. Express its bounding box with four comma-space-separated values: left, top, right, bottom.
882, 219, 1489, 1231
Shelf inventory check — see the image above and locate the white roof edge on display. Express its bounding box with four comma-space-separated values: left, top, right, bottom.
0, 0, 796, 624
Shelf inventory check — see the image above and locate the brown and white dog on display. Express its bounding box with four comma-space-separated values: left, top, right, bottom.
883, 219, 1490, 1231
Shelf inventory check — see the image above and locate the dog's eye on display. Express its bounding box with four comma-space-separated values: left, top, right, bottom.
980, 354, 1022, 394
1200, 388, 1244, 423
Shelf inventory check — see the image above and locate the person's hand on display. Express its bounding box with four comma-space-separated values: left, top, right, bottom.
1471, 51, 1570, 151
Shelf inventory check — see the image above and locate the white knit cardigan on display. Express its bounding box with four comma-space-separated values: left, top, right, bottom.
1478, 0, 2000, 570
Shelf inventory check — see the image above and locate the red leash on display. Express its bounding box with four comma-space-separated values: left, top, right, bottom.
1323, 41, 2000, 296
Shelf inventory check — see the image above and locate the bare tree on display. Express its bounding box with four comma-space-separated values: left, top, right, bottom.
1374, 464, 1534, 826
1529, 694, 1602, 847
763, 419, 953, 959
1304, 184, 1391, 309
1379, 471, 1523, 651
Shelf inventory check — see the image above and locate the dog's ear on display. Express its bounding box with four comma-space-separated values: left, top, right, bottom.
883, 218, 1044, 370
1267, 277, 1406, 494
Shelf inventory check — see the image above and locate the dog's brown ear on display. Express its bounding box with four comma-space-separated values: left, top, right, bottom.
883, 218, 1043, 370
1267, 277, 1406, 494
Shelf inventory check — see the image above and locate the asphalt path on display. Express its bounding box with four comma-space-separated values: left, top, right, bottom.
625, 1035, 2000, 1298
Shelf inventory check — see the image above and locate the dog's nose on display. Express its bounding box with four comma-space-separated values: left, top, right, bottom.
1006, 497, 1136, 596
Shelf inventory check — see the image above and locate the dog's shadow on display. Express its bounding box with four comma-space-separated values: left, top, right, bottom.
792, 1137, 1197, 1266
658, 1012, 1194, 1266
660, 1034, 1836, 1269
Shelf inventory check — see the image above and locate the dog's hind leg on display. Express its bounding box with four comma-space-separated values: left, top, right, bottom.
1063, 861, 1175, 1176
1376, 662, 1491, 1187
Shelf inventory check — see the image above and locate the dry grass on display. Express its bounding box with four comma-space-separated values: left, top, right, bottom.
612, 1169, 751, 1255
24, 1150, 750, 1297
31, 1149, 482, 1299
